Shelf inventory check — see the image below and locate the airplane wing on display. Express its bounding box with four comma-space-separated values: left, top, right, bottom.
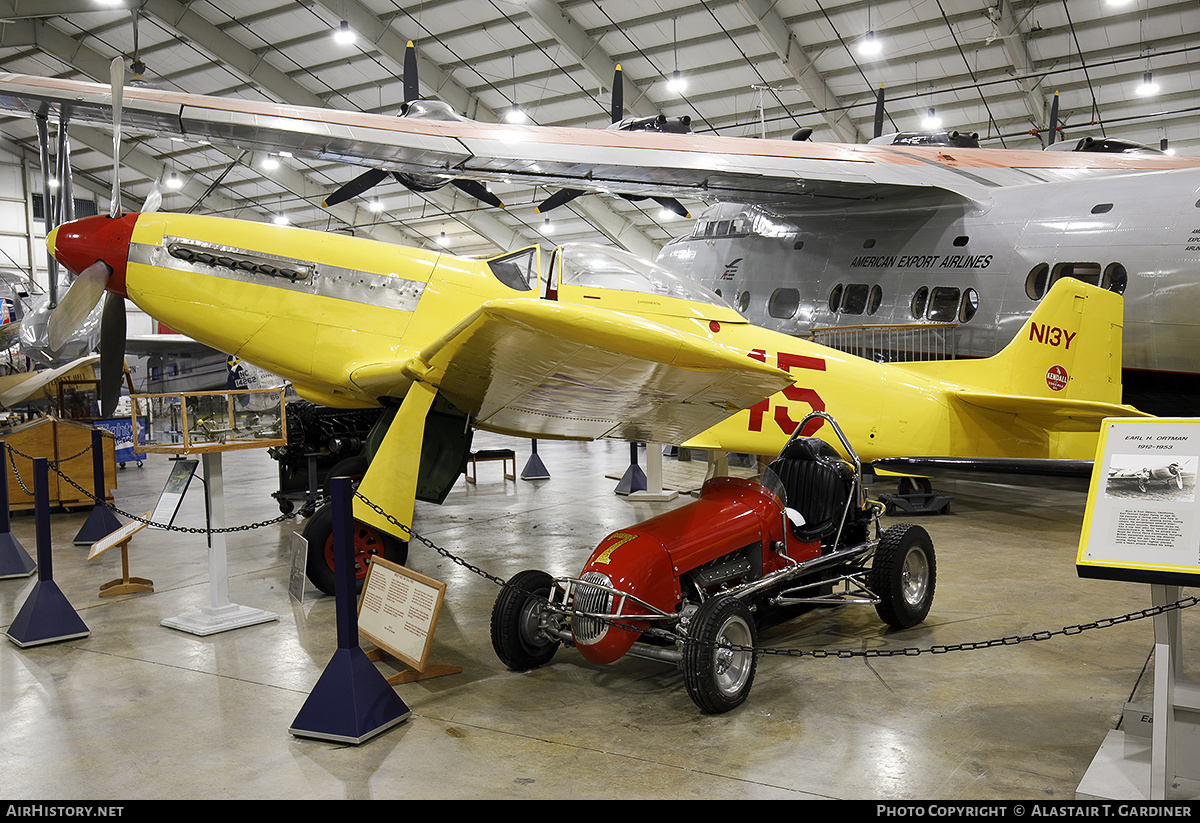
353, 297, 795, 444
3, 74, 1199, 210
0, 354, 99, 408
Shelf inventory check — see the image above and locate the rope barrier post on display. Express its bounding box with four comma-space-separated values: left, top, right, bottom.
5, 457, 89, 647
72, 429, 123, 545
290, 476, 411, 743
0, 442, 35, 579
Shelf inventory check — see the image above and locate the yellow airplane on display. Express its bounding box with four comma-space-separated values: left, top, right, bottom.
46, 210, 1144, 593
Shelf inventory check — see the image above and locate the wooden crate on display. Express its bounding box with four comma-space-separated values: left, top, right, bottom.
2, 417, 117, 512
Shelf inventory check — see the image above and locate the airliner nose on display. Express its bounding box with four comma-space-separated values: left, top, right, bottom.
47, 212, 139, 298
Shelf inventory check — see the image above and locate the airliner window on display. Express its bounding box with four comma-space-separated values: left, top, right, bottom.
867, 285, 883, 315
738, 291, 751, 313
1051, 262, 1101, 287
1103, 263, 1128, 295
841, 284, 870, 315
487, 247, 537, 291
554, 243, 730, 307
829, 284, 844, 312
716, 221, 731, 236
910, 287, 929, 319
768, 288, 800, 319
960, 288, 979, 322
1026, 264, 1049, 300
927, 287, 961, 322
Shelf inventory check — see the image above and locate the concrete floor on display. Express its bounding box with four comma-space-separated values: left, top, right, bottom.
0, 431, 1193, 800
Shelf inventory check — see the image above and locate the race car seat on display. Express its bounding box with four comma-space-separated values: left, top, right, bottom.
767, 437, 854, 547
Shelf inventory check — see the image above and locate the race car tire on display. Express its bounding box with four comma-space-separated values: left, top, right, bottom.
683, 595, 757, 714
871, 523, 936, 629
301, 501, 408, 596
491, 569, 560, 670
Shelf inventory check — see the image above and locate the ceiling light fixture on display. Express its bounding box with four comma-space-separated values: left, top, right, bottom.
859, 3, 883, 57
165, 170, 183, 190
859, 30, 882, 57
335, 20, 356, 45
1136, 70, 1159, 96
667, 17, 688, 94
542, 217, 554, 234
922, 107, 942, 131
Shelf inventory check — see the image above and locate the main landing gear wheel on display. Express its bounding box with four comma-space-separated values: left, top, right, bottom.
683, 595, 758, 714
870, 523, 936, 629
300, 501, 408, 596
491, 569, 560, 671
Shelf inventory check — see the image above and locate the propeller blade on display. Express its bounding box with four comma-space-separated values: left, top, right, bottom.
47, 259, 111, 351
1047, 90, 1060, 146
109, 57, 124, 219
873, 84, 886, 139
652, 197, 690, 218
611, 64, 624, 124
404, 41, 419, 105
143, 178, 162, 214
537, 189, 584, 213
451, 178, 504, 209
98, 291, 126, 419
321, 168, 389, 208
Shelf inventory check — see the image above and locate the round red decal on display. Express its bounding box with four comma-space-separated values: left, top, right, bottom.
1046, 365, 1068, 391
709, 320, 721, 333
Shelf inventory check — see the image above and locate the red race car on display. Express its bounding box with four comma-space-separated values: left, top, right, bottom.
491, 412, 936, 713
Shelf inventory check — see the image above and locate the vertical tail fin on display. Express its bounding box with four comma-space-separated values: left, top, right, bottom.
900, 277, 1143, 423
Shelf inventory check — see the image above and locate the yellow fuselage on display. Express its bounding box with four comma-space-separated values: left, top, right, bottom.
119, 213, 1108, 464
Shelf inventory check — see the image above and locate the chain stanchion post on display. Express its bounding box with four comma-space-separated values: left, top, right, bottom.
0, 443, 35, 579
72, 429, 123, 545
289, 476, 411, 744
5, 457, 89, 647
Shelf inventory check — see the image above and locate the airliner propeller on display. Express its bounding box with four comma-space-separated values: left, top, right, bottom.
320, 42, 506, 211
535, 65, 691, 220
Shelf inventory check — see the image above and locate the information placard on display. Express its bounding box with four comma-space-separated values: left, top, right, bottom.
1077, 417, 1200, 586
148, 459, 198, 530
357, 557, 446, 672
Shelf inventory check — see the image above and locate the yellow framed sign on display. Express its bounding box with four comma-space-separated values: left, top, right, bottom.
1077, 418, 1200, 586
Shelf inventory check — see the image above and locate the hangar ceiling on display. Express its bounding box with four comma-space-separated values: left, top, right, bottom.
0, 0, 1195, 261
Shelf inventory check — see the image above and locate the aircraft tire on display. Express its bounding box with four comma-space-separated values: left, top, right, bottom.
301, 501, 408, 596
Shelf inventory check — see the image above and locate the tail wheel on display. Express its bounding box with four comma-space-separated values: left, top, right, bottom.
301, 502, 408, 596
491, 569, 560, 670
682, 595, 757, 714
870, 523, 936, 629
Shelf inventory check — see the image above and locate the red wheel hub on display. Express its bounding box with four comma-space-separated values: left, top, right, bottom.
323, 522, 389, 578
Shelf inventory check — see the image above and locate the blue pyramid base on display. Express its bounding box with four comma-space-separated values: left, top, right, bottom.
521, 451, 550, 480
289, 646, 411, 744
614, 463, 647, 495
6, 579, 90, 647
73, 505, 124, 546
0, 531, 35, 579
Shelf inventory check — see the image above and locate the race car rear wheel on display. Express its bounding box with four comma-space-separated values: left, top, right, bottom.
870, 523, 936, 629
683, 595, 757, 714
491, 569, 559, 670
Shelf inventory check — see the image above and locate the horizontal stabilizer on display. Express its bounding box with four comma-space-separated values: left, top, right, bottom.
950, 390, 1152, 431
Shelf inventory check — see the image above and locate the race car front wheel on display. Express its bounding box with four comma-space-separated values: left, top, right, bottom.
683, 595, 758, 714
870, 523, 936, 629
491, 569, 560, 670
